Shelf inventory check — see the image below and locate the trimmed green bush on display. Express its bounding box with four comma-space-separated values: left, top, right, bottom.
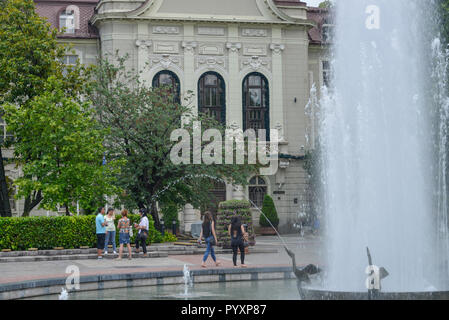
0, 214, 164, 251
259, 195, 279, 228
216, 199, 256, 248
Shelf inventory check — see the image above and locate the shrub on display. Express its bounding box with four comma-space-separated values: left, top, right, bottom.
259, 195, 279, 228
162, 232, 178, 243
0, 214, 166, 251
216, 199, 256, 248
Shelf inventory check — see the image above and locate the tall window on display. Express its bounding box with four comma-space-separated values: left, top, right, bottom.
243, 72, 269, 140
198, 72, 226, 124
248, 176, 267, 208
152, 70, 180, 103
59, 10, 75, 34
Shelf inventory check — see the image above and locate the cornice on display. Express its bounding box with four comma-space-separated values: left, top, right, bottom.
91, 0, 317, 29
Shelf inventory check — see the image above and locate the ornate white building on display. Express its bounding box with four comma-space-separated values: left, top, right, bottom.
4, 0, 331, 233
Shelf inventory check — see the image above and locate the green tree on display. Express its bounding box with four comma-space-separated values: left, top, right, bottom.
3, 78, 120, 215
259, 194, 279, 228
87, 54, 258, 230
319, 0, 334, 9
0, 0, 86, 216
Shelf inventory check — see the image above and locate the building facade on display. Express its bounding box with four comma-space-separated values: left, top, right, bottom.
5, 0, 330, 233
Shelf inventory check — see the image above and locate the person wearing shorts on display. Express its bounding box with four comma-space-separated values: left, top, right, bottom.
96, 207, 106, 260
117, 209, 132, 260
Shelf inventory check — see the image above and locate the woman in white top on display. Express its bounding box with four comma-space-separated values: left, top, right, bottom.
104, 208, 117, 254
134, 208, 149, 257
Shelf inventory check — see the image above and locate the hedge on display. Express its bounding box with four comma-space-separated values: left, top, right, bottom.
259, 195, 279, 228
0, 214, 170, 251
216, 199, 256, 249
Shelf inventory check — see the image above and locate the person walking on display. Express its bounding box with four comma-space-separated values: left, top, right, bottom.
134, 208, 149, 257
228, 216, 248, 268
96, 207, 107, 260
117, 209, 132, 260
104, 208, 117, 254
198, 211, 221, 268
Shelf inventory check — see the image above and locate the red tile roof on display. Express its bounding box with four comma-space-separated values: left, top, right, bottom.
307, 7, 332, 45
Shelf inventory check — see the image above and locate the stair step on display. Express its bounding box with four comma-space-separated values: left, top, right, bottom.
0, 252, 169, 263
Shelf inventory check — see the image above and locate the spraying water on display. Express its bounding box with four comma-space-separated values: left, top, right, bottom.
182, 264, 193, 297
318, 0, 449, 292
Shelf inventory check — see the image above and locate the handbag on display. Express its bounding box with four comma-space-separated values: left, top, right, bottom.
243, 232, 249, 247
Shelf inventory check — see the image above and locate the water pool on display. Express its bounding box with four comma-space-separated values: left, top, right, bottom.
27, 279, 299, 300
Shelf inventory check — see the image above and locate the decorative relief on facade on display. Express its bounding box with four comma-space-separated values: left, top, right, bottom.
241, 28, 268, 37
153, 41, 180, 54
274, 122, 285, 142
198, 43, 224, 55
135, 39, 152, 49
243, 44, 267, 56
196, 56, 227, 71
152, 26, 180, 34
182, 41, 198, 54
226, 42, 242, 52
270, 43, 285, 55
150, 54, 182, 70
197, 26, 225, 36
241, 56, 271, 71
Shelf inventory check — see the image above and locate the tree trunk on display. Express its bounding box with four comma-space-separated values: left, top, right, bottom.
65, 204, 70, 216
150, 201, 161, 231
22, 191, 42, 217
0, 148, 12, 217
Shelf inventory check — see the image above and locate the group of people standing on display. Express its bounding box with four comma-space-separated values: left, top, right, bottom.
198, 211, 248, 268
95, 207, 150, 260
95, 208, 250, 268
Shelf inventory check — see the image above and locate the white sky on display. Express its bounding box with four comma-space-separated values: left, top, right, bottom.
305, 0, 324, 7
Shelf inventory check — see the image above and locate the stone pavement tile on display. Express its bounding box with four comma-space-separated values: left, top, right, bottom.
0, 235, 323, 286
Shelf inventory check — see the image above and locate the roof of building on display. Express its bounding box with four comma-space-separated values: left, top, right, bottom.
34, 0, 99, 39
33, 0, 330, 44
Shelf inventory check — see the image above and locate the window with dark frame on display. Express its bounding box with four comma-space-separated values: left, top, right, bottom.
198, 72, 226, 124
243, 72, 269, 141
249, 176, 268, 208
152, 70, 181, 103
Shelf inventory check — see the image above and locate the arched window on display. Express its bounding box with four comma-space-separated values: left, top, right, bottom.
59, 6, 79, 34
243, 72, 269, 140
198, 72, 226, 124
248, 176, 267, 208
152, 70, 181, 103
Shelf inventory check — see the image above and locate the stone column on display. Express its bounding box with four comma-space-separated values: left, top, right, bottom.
270, 26, 285, 142
226, 26, 242, 128
135, 39, 152, 77
183, 204, 199, 233
232, 185, 245, 200
182, 24, 197, 115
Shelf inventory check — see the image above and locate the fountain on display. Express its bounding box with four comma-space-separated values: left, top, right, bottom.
182, 264, 193, 297
303, 0, 449, 299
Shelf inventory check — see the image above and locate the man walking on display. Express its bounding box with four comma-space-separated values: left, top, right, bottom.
96, 207, 107, 259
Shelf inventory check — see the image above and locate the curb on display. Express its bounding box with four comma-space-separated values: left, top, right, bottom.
0, 266, 295, 300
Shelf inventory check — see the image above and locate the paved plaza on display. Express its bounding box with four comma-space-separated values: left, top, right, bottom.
0, 235, 323, 286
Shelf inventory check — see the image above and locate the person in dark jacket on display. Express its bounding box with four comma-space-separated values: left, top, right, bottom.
228, 216, 248, 268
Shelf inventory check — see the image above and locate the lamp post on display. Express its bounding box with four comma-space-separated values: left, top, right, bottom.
172, 219, 177, 235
